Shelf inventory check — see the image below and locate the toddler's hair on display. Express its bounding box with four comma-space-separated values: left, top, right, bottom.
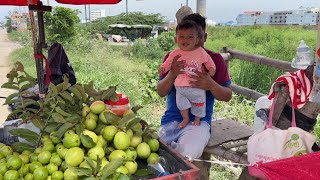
176, 20, 200, 34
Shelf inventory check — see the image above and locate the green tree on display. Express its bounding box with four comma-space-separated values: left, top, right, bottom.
44, 7, 80, 44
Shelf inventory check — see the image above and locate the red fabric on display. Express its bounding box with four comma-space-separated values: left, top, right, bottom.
34, 54, 51, 85
0, 0, 36, 5
55, 0, 121, 5
0, 0, 120, 5
249, 151, 320, 180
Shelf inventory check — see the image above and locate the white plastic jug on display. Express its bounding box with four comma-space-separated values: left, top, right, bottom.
291, 40, 314, 69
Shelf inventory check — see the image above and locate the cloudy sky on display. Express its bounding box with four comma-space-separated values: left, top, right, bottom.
1, 0, 320, 23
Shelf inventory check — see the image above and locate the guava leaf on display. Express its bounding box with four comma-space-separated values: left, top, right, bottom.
52, 123, 74, 138
80, 134, 96, 149
69, 86, 82, 100
117, 174, 130, 180
101, 158, 124, 178
4, 98, 21, 105
60, 91, 74, 105
49, 83, 58, 96
84, 157, 96, 171
20, 83, 34, 91
11, 142, 35, 153
118, 113, 136, 129
100, 86, 117, 100
9, 128, 39, 144
44, 122, 59, 133
4, 93, 19, 105
52, 112, 67, 123
75, 124, 85, 136
131, 105, 143, 114
94, 156, 102, 174
134, 169, 153, 177
32, 118, 45, 129
104, 112, 121, 126
66, 114, 80, 123
68, 166, 92, 176
125, 118, 141, 131
1, 82, 19, 90
93, 122, 105, 135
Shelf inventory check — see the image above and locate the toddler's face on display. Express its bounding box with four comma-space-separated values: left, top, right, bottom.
175, 28, 199, 51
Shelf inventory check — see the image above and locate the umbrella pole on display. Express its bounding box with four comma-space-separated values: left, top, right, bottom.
29, 1, 51, 98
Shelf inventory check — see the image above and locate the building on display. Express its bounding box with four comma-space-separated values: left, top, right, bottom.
90, 9, 106, 21
236, 7, 320, 26
10, 13, 29, 31
236, 12, 261, 26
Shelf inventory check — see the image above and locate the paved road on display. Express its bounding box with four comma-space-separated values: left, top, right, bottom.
0, 28, 21, 125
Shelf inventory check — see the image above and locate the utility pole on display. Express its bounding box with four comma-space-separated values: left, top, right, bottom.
88, 5, 91, 22
126, 0, 128, 15
197, 0, 206, 17
186, 0, 188, 6
47, 0, 49, 5
84, 5, 87, 24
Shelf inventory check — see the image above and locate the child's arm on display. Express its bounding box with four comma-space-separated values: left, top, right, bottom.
203, 52, 216, 76
158, 54, 181, 76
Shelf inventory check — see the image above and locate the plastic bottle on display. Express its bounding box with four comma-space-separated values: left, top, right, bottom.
291, 40, 314, 69
104, 92, 130, 117
253, 96, 272, 133
309, 48, 320, 103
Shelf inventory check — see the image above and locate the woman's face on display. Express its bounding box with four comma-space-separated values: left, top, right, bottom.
175, 28, 199, 51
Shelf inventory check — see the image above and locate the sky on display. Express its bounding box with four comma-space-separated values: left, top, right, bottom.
1, 0, 320, 23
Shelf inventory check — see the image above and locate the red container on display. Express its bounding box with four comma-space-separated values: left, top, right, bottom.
104, 92, 130, 117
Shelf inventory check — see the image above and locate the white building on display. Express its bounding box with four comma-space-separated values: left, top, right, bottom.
206, 19, 217, 26
236, 12, 261, 26
90, 9, 106, 21
236, 7, 320, 26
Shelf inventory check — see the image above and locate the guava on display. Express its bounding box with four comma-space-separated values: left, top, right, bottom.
86, 112, 98, 122
88, 146, 105, 161
50, 153, 62, 167
124, 161, 138, 174
65, 147, 84, 167
130, 135, 142, 148
114, 132, 130, 150
19, 154, 29, 164
33, 166, 48, 180
147, 153, 160, 164
148, 139, 160, 152
108, 150, 126, 162
46, 163, 58, 175
0, 146, 13, 156
136, 143, 151, 159
116, 166, 129, 175
6, 156, 22, 170
84, 118, 97, 131
0, 163, 7, 175
90, 101, 106, 114
3, 170, 19, 180
102, 125, 118, 142
29, 161, 42, 173
63, 134, 81, 148
82, 130, 98, 143
96, 135, 107, 147
24, 173, 33, 180
82, 105, 91, 117
38, 151, 51, 165
125, 149, 137, 161
64, 169, 77, 180
51, 171, 63, 180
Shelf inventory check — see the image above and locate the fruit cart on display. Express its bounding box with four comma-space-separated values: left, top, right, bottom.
0, 1, 200, 179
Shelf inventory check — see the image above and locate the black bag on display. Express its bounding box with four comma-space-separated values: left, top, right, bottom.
46, 43, 76, 86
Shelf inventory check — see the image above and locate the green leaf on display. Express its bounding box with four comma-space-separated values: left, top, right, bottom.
52, 123, 74, 139
100, 86, 117, 100
118, 113, 136, 129
66, 114, 81, 123
80, 134, 96, 149
18, 76, 36, 85
68, 166, 92, 176
131, 105, 143, 114
95, 156, 102, 174
84, 157, 96, 170
4, 93, 19, 105
20, 83, 34, 91
52, 112, 67, 123
22, 99, 39, 109
1, 82, 19, 90
74, 84, 88, 102
49, 83, 58, 96
134, 169, 153, 177
11, 142, 35, 153
9, 128, 39, 144
56, 96, 65, 105
125, 118, 141, 131
105, 112, 121, 125
93, 121, 105, 135
69, 86, 82, 100
8, 109, 23, 118
55, 106, 72, 117
32, 118, 45, 129
101, 158, 124, 179
75, 123, 85, 136
60, 91, 74, 104
4, 98, 21, 105
116, 174, 130, 180
44, 122, 59, 133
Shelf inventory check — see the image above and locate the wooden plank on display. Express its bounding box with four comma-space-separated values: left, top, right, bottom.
222, 47, 296, 71
223, 140, 248, 149
207, 119, 254, 147
231, 84, 266, 100
204, 145, 248, 164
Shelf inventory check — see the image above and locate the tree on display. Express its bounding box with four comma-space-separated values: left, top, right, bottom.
44, 7, 80, 44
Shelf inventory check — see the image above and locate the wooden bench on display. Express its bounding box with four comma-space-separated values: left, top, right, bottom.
194, 47, 320, 180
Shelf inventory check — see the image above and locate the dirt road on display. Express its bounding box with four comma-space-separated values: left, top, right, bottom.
0, 28, 21, 124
